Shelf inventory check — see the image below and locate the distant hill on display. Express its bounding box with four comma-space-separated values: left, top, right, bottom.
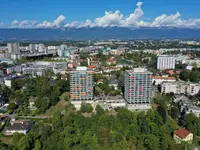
0, 27, 200, 41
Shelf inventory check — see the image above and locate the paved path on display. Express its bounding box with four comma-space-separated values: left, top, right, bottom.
18, 116, 52, 119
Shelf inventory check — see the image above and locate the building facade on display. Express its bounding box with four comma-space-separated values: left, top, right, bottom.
70, 67, 94, 101
152, 76, 176, 85
7, 43, 20, 54
157, 55, 175, 70
174, 128, 193, 144
161, 82, 200, 96
124, 68, 152, 104
57, 44, 72, 57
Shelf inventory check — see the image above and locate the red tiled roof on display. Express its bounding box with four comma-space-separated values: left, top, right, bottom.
174, 128, 191, 139
88, 65, 96, 69
152, 76, 176, 80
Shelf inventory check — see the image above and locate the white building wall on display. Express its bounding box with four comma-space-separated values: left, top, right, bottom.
162, 82, 200, 95
157, 56, 175, 70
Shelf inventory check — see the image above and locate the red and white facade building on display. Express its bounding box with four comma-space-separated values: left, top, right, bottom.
124, 68, 153, 104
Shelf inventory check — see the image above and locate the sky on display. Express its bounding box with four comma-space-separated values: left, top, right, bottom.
0, 0, 200, 28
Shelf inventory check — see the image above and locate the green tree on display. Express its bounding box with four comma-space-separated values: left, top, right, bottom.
170, 107, 180, 120
33, 140, 41, 150
95, 105, 104, 115
179, 70, 190, 81
190, 71, 199, 82
145, 134, 160, 150
81, 103, 93, 113
7, 103, 17, 111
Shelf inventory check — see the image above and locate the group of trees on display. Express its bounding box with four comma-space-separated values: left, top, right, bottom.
7, 74, 69, 114
94, 73, 121, 96
95, 83, 121, 96
80, 103, 93, 113
179, 70, 199, 82
0, 104, 188, 150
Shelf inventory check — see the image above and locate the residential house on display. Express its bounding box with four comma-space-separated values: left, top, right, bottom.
152, 76, 176, 85
174, 128, 193, 144
5, 120, 33, 135
29, 97, 36, 110
109, 79, 118, 90
106, 57, 116, 65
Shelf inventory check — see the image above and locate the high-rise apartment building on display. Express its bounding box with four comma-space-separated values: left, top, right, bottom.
124, 68, 152, 104
157, 55, 175, 70
38, 43, 46, 53
70, 67, 93, 100
7, 43, 20, 53
57, 44, 72, 57
29, 44, 39, 52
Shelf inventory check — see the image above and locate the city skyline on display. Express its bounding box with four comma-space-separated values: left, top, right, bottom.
0, 0, 200, 28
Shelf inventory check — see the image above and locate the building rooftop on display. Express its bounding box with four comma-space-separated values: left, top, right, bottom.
7, 120, 33, 131
126, 68, 152, 74
174, 128, 191, 139
163, 81, 200, 85
152, 76, 176, 80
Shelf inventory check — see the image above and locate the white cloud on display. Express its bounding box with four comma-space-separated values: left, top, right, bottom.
3, 1, 200, 29
64, 21, 80, 28
11, 20, 19, 26
79, 19, 95, 28
53, 15, 66, 27
36, 21, 52, 28
136, 1, 143, 7
151, 12, 181, 27
94, 10, 123, 27
124, 1, 144, 26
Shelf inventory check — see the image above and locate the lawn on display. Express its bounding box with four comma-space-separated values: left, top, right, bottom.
44, 92, 69, 116
0, 136, 13, 145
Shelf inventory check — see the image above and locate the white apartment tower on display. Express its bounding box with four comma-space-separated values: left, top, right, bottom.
7, 43, 20, 53
157, 55, 175, 70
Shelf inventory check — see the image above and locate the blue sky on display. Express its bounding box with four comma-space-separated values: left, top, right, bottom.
0, 0, 200, 28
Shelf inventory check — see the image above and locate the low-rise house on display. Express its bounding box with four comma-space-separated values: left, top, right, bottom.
173, 95, 188, 103
186, 65, 193, 70
103, 67, 120, 73
174, 128, 193, 144
97, 79, 104, 85
109, 79, 118, 90
5, 120, 33, 135
167, 70, 181, 76
177, 96, 200, 118
29, 97, 36, 110
4, 74, 30, 88
106, 57, 116, 65
152, 76, 176, 85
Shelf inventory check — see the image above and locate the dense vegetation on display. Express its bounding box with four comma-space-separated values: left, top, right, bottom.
0, 74, 70, 114
1, 103, 199, 150
179, 69, 200, 82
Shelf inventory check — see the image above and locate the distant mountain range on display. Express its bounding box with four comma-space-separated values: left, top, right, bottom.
0, 27, 200, 41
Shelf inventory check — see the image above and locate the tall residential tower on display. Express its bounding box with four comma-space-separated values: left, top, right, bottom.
70, 67, 93, 101
124, 68, 152, 104
7, 43, 20, 53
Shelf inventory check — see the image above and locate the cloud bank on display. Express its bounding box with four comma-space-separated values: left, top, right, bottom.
1, 2, 200, 29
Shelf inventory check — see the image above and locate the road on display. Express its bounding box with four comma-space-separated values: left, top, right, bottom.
17, 116, 52, 119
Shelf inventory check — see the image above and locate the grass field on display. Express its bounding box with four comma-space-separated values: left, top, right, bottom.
0, 136, 12, 145
44, 92, 69, 116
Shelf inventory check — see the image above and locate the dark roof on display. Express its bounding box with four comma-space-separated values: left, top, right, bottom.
0, 94, 5, 102
7, 121, 33, 131
109, 79, 118, 85
174, 128, 192, 139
